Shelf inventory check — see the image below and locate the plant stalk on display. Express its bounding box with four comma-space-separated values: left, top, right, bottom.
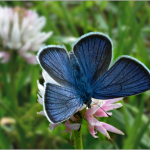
74, 129, 83, 149
9, 51, 18, 113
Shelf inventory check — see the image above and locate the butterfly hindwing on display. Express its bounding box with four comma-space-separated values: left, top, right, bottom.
73, 32, 112, 84
43, 83, 83, 123
92, 56, 150, 99
37, 46, 75, 88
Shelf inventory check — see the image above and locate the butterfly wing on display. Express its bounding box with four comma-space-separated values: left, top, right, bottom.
73, 32, 112, 84
43, 82, 83, 123
92, 56, 150, 99
37, 45, 75, 88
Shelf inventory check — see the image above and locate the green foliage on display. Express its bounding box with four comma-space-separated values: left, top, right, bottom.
0, 1, 150, 149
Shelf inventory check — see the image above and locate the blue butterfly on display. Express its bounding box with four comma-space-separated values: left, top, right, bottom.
37, 32, 150, 124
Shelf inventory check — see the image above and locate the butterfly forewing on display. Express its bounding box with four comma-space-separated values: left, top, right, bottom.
37, 46, 75, 88
73, 33, 112, 85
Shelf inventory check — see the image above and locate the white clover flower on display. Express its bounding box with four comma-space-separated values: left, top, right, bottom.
0, 6, 52, 64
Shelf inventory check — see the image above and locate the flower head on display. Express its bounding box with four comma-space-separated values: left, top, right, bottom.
0, 6, 52, 64
85, 98, 124, 139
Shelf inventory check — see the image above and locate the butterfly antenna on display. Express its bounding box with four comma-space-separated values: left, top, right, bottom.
92, 101, 111, 117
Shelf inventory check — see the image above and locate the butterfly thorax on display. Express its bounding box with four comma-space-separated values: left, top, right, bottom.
77, 79, 92, 108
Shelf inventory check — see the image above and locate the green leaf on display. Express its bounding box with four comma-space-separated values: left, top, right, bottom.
83, 1, 87, 34
126, 102, 149, 123
58, 2, 79, 37
133, 1, 144, 15
133, 119, 150, 148
108, 10, 113, 38
30, 66, 40, 105
0, 101, 27, 148
0, 127, 9, 149
136, 35, 150, 68
34, 1, 60, 35
124, 14, 148, 55
121, 101, 133, 134
0, 64, 11, 102
123, 97, 145, 149
16, 65, 32, 93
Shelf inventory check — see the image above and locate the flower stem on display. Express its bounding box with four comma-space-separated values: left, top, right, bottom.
9, 51, 18, 113
74, 129, 83, 149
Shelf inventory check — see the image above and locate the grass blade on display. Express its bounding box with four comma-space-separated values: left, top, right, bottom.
30, 66, 40, 105
83, 1, 87, 34
34, 1, 60, 35
123, 96, 144, 149
0, 127, 9, 149
121, 101, 132, 134
17, 65, 31, 93
133, 119, 150, 148
59, 2, 79, 37
0, 64, 11, 102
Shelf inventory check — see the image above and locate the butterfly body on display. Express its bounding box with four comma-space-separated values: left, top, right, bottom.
37, 32, 150, 124
70, 51, 92, 108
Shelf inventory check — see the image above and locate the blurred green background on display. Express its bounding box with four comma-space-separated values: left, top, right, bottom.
0, 1, 150, 149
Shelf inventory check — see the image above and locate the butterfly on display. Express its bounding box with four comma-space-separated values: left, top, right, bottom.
37, 32, 150, 124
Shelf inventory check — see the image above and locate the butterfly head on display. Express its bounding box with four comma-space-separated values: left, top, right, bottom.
83, 94, 92, 108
